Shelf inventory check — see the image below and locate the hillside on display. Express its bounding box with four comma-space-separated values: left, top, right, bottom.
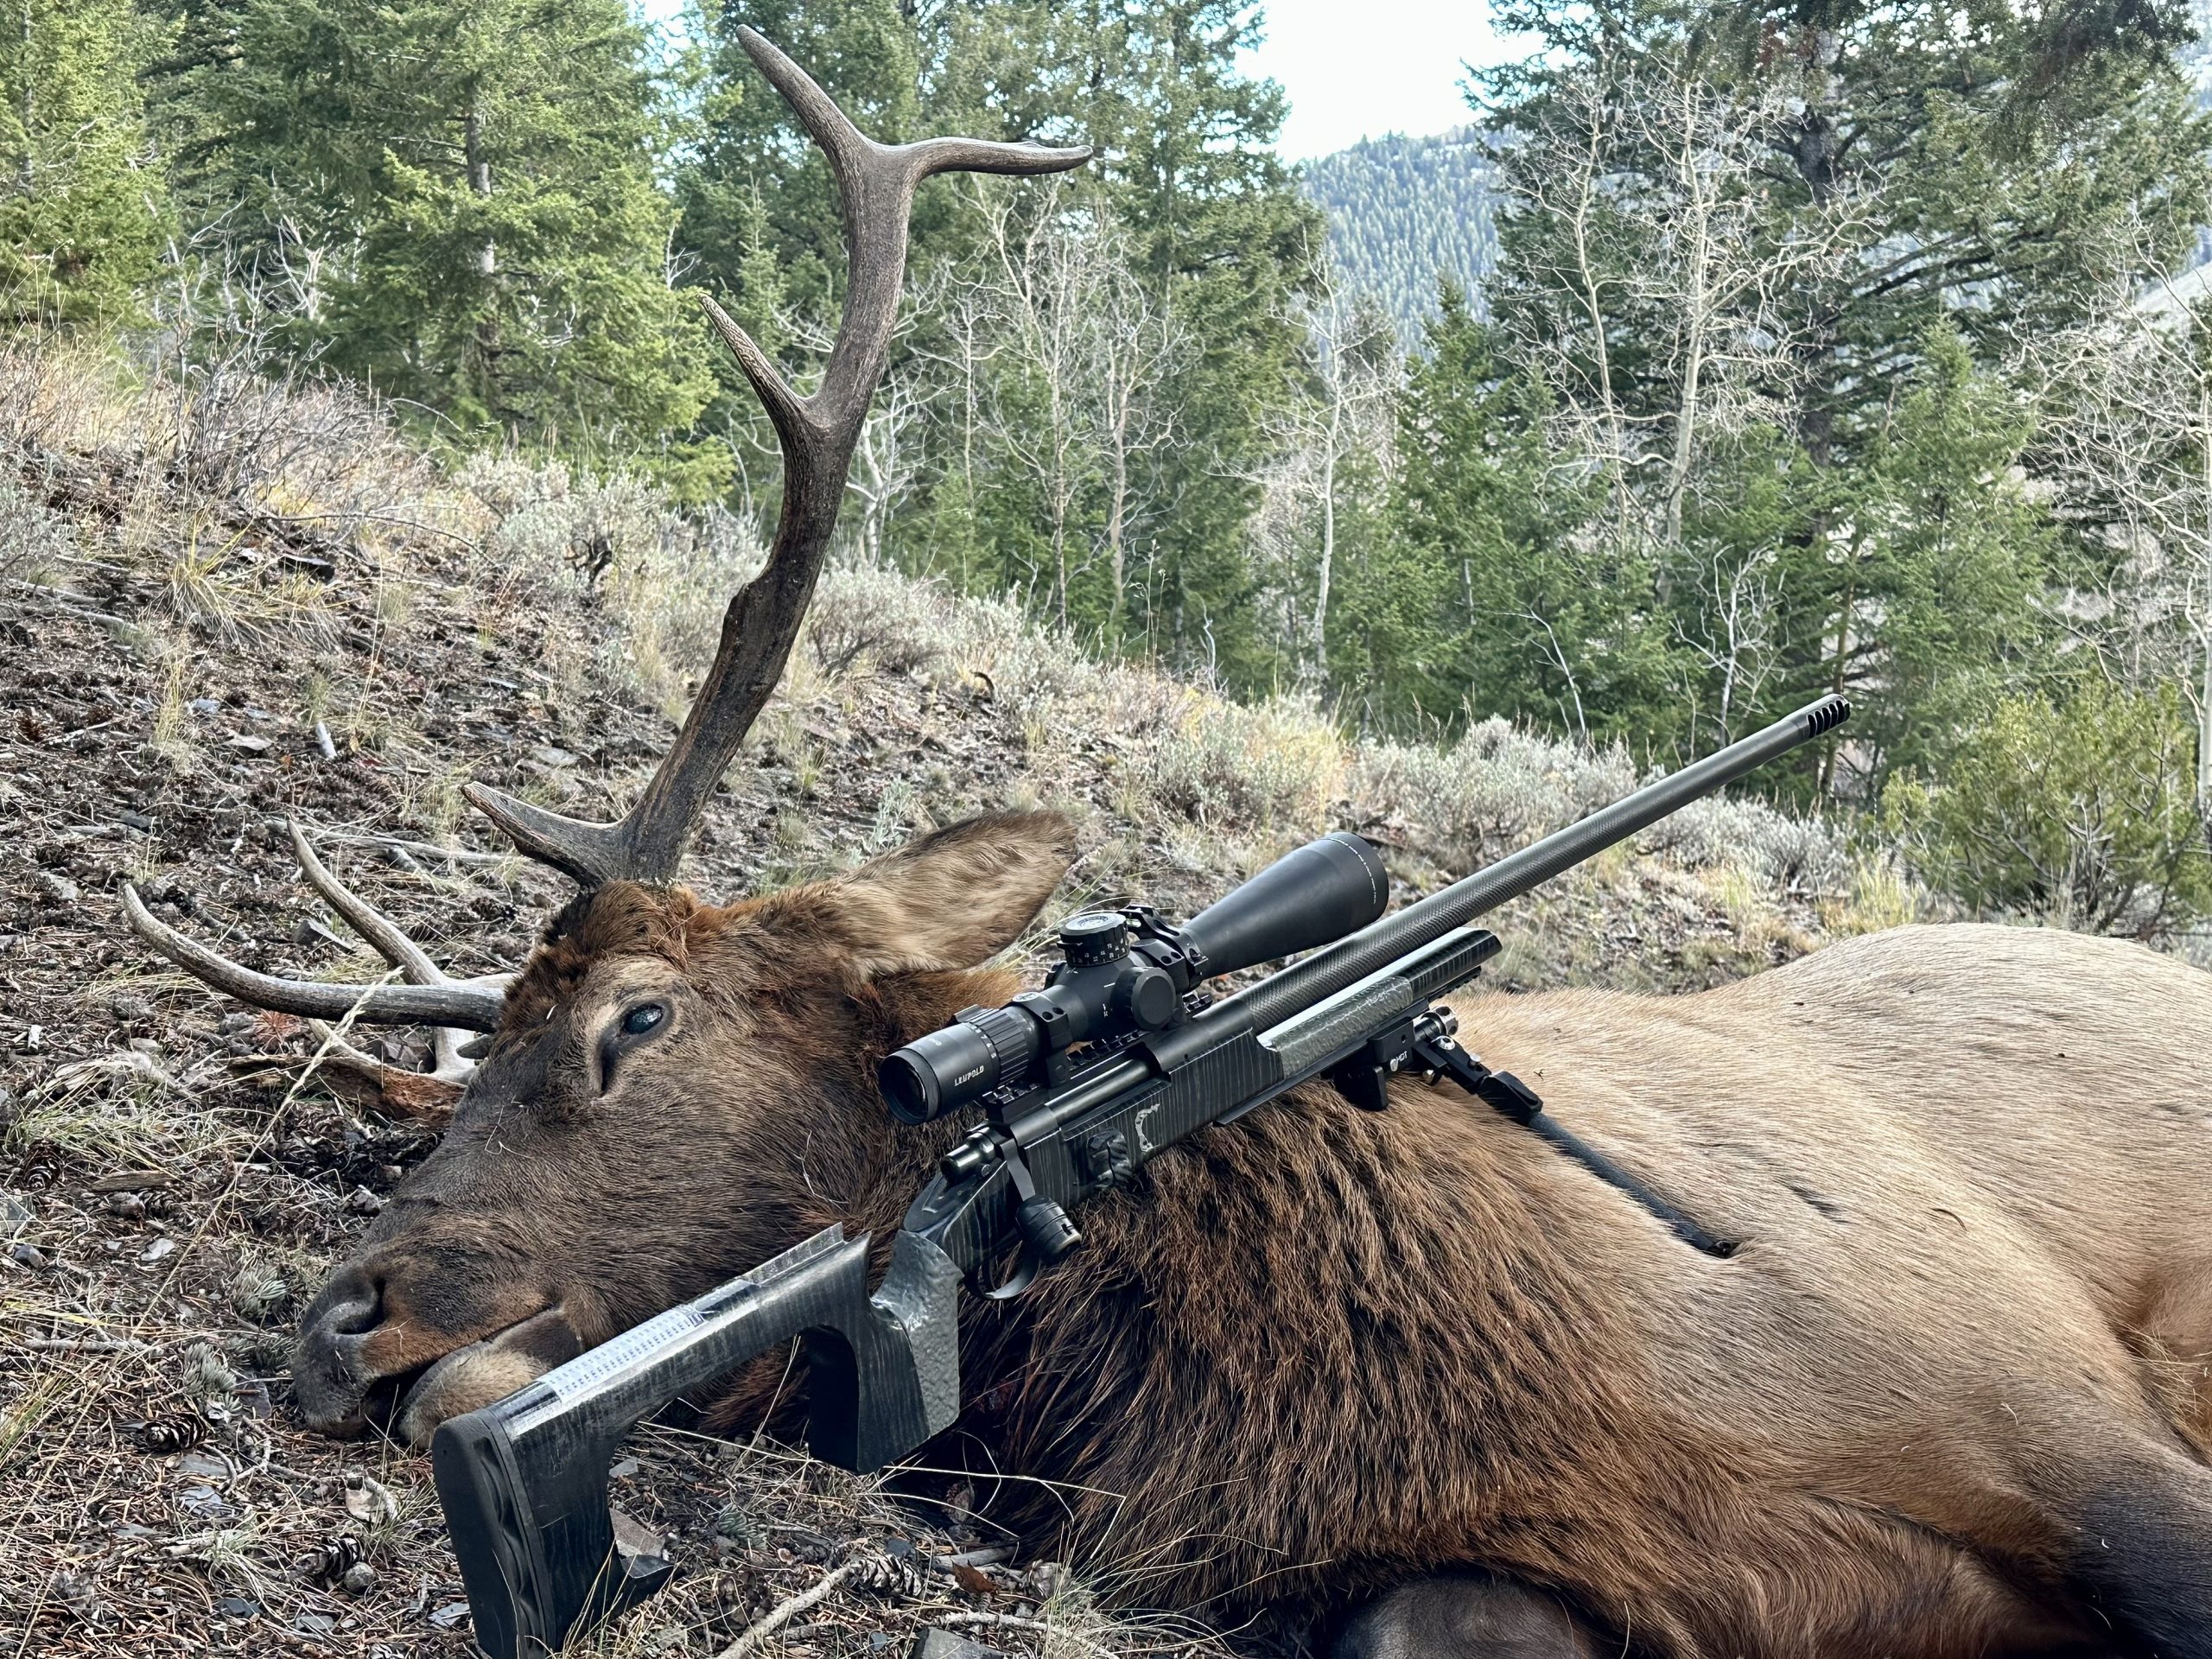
0, 346, 1901, 1657
1300, 128, 1498, 341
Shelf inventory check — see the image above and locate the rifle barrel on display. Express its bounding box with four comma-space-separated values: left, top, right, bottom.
1222, 696, 1849, 1033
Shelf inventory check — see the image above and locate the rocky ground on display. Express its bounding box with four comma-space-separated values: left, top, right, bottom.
0, 346, 1898, 1658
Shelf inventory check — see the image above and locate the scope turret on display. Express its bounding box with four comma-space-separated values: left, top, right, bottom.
879, 831, 1388, 1126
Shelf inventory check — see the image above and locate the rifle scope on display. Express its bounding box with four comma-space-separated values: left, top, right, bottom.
880, 830, 1388, 1125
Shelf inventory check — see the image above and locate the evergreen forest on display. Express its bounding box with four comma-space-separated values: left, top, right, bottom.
11, 0, 2212, 931
1301, 128, 1497, 340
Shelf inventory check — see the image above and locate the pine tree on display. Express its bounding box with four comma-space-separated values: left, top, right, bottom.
0, 0, 163, 328
1444, 0, 2209, 785
1777, 324, 2056, 790
1382, 287, 1666, 741
147, 0, 714, 473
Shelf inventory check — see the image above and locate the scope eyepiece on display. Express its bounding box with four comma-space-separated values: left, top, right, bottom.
880, 1002, 1039, 1126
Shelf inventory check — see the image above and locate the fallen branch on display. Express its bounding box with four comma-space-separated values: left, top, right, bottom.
310, 830, 512, 869
716, 1560, 865, 1659
21, 1338, 151, 1353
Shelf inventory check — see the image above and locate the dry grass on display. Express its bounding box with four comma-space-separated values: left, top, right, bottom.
1, 339, 1908, 1658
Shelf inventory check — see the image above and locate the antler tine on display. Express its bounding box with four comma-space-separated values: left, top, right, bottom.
464, 29, 1091, 888
289, 820, 442, 984
120, 884, 508, 1032
288, 821, 505, 1081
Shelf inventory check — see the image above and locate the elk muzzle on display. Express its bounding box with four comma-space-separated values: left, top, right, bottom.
294, 1243, 582, 1443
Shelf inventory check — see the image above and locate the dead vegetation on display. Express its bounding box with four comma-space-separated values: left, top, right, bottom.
0, 342, 1905, 1656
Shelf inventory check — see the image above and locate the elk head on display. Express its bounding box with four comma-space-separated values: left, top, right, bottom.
121, 30, 1090, 1440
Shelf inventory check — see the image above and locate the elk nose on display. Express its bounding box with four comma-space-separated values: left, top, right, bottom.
293, 1262, 383, 1436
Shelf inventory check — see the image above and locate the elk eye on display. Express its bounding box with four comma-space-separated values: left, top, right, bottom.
620, 1002, 667, 1038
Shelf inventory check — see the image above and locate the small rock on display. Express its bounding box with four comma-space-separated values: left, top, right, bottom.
10, 1241, 48, 1269
213, 1597, 258, 1619
908, 1632, 1001, 1659
107, 990, 154, 1023
176, 1450, 232, 1479
609, 1506, 664, 1561
531, 745, 579, 768
226, 734, 272, 753
118, 810, 156, 833
177, 1484, 236, 1521
341, 1561, 378, 1596
33, 870, 79, 905
292, 1610, 338, 1634
188, 699, 222, 717
429, 1600, 471, 1630
138, 1236, 176, 1264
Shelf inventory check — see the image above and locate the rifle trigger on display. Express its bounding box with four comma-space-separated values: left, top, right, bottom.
982, 1253, 1042, 1301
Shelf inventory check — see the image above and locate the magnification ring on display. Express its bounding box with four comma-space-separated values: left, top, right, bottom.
961, 1003, 1036, 1081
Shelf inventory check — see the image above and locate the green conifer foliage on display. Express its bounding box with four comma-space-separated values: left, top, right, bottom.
1414, 0, 2212, 789
0, 0, 162, 328
148, 0, 714, 473
1300, 131, 1497, 344
1377, 286, 1667, 739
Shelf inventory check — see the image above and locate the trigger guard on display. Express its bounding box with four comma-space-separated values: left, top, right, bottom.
980, 1250, 1041, 1301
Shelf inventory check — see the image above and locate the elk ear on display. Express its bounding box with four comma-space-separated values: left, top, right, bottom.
787, 810, 1077, 977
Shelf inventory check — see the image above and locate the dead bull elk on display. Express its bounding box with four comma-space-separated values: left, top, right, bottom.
123, 31, 2212, 1659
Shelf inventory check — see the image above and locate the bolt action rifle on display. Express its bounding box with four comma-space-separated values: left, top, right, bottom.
430, 695, 1851, 1657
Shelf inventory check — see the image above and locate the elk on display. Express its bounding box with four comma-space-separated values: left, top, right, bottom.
121, 34, 2212, 1659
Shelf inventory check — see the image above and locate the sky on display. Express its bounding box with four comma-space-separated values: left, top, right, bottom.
1238, 0, 1526, 161
637, 3, 1526, 163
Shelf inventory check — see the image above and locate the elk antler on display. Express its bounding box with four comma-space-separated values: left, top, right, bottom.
465, 29, 1092, 886
121, 823, 512, 1036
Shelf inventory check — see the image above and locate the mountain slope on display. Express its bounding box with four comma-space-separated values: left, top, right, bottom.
1300, 127, 1498, 340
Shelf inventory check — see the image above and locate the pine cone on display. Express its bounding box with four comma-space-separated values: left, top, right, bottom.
303, 1535, 363, 1585
130, 1411, 209, 1455
849, 1551, 928, 1600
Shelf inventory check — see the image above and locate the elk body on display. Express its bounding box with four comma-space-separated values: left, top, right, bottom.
119, 35, 2212, 1658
